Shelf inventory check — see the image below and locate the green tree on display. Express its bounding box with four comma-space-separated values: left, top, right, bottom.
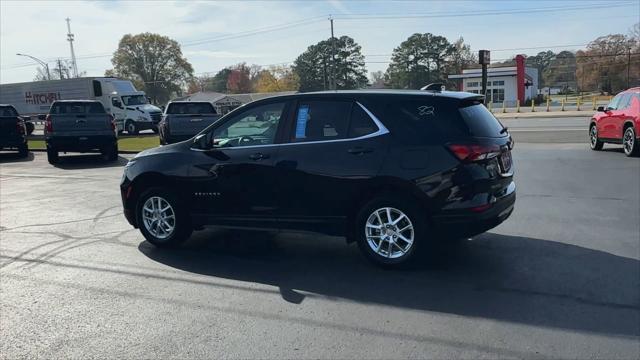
106, 32, 193, 104
526, 50, 555, 87
385, 33, 454, 89
293, 35, 368, 92
444, 37, 476, 88
255, 65, 299, 92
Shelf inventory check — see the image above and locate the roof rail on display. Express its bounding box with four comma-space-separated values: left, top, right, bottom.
420, 83, 445, 92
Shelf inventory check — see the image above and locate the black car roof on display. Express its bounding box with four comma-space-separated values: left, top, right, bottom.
52, 100, 101, 103
300, 89, 479, 99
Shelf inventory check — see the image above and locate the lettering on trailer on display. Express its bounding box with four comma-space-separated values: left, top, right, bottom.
24, 91, 62, 105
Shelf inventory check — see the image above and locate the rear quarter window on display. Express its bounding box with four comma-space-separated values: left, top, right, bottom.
364, 95, 506, 143
167, 102, 216, 114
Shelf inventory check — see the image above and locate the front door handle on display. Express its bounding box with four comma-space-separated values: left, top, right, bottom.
347, 147, 374, 155
249, 153, 270, 161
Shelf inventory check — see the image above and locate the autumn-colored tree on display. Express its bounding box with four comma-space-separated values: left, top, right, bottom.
255, 65, 300, 92
226, 63, 252, 93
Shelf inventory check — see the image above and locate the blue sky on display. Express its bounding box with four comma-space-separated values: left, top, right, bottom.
1, 0, 638, 84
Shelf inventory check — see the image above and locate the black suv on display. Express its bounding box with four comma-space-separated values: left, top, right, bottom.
120, 90, 515, 267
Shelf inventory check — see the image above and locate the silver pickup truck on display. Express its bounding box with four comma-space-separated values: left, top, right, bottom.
158, 101, 220, 145
45, 100, 118, 164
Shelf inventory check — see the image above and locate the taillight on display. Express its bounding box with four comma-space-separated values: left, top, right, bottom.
45, 114, 53, 133
109, 114, 116, 131
16, 119, 25, 135
448, 143, 501, 162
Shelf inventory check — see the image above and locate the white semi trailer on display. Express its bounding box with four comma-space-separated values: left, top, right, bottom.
0, 77, 162, 134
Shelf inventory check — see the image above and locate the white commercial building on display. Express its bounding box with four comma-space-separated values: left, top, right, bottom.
448, 55, 538, 107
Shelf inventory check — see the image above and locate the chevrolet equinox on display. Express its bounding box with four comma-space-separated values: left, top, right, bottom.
120, 90, 516, 267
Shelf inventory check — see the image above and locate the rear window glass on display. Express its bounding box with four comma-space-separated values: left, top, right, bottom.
167, 102, 216, 114
458, 103, 506, 137
0, 106, 18, 117
51, 102, 105, 114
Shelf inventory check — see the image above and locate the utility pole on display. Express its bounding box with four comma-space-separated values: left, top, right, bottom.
66, 18, 79, 78
329, 15, 336, 90
479, 50, 490, 104
57, 59, 65, 79
627, 46, 631, 89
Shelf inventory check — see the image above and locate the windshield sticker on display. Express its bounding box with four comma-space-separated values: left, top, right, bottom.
295, 105, 310, 138
417, 105, 434, 116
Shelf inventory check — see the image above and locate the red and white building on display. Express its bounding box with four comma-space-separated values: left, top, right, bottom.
448, 55, 538, 107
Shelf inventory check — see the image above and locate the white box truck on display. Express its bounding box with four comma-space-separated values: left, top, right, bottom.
0, 77, 162, 134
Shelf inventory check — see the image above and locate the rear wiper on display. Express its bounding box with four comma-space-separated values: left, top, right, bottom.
500, 127, 509, 134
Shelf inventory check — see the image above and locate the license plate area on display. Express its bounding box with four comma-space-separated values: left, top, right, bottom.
499, 149, 512, 174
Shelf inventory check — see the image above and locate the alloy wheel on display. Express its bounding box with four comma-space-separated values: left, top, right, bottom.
365, 207, 414, 259
623, 128, 634, 155
590, 126, 598, 147
142, 196, 176, 240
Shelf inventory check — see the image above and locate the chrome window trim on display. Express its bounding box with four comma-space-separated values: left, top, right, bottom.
190, 101, 389, 152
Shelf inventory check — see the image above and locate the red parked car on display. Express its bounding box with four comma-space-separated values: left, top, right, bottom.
590, 87, 640, 157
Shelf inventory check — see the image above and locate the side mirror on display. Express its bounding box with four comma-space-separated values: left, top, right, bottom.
192, 133, 212, 150
597, 106, 605, 112
25, 122, 35, 135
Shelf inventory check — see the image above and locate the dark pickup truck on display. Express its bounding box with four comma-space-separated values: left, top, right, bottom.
45, 100, 118, 164
158, 101, 220, 145
0, 104, 29, 157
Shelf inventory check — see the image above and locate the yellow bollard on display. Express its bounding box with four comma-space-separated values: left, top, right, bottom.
561, 99, 565, 111
516, 100, 520, 113
546, 97, 550, 112
531, 99, 535, 112
577, 97, 581, 111
502, 101, 506, 113
592, 96, 596, 111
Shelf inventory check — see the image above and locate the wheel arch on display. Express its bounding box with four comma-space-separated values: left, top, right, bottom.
126, 172, 176, 226
345, 177, 433, 243
623, 120, 636, 134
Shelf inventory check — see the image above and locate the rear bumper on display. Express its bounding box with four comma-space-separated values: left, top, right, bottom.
0, 137, 27, 149
432, 187, 516, 239
46, 135, 117, 152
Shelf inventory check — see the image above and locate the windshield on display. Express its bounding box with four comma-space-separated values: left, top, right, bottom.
122, 95, 148, 106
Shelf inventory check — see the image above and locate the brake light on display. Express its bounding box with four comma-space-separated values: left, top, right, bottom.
109, 114, 116, 131
16, 119, 25, 135
45, 114, 53, 133
448, 144, 501, 162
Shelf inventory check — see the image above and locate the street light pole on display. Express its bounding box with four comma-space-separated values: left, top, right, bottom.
16, 53, 51, 80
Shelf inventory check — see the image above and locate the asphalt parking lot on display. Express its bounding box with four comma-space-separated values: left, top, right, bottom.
1, 120, 639, 358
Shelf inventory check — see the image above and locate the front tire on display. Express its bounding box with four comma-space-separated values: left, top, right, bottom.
623, 126, 639, 157
590, 124, 603, 151
355, 196, 432, 268
126, 120, 138, 135
101, 143, 118, 162
47, 147, 59, 164
136, 187, 192, 247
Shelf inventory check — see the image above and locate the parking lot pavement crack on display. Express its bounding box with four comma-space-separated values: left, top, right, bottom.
0, 213, 121, 232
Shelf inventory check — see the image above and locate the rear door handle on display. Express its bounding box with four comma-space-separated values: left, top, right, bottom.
249, 153, 270, 161
347, 147, 374, 155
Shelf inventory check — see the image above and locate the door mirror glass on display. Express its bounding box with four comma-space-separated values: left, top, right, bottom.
192, 133, 213, 150
597, 106, 606, 112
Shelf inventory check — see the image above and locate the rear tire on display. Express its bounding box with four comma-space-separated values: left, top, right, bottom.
18, 143, 28, 158
46, 147, 59, 164
102, 143, 118, 162
623, 126, 639, 157
590, 124, 603, 151
355, 195, 434, 268
126, 120, 138, 135
136, 187, 192, 248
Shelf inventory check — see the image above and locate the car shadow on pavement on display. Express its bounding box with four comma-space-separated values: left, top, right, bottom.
51, 154, 129, 169
138, 230, 640, 338
0, 152, 34, 163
